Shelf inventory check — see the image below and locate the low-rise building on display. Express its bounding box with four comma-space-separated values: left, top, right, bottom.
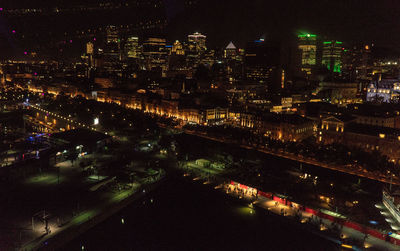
366, 78, 400, 103
316, 82, 360, 104
320, 120, 400, 163
241, 112, 315, 141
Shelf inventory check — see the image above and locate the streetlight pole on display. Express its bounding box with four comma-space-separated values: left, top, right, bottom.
390, 174, 393, 192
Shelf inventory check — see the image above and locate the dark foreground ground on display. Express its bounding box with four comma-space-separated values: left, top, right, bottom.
62, 174, 339, 251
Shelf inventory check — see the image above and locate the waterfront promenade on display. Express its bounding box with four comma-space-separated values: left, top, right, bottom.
218, 179, 400, 250
18, 162, 165, 251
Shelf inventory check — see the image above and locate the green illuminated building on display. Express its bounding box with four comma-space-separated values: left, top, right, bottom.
298, 33, 317, 75
322, 40, 343, 73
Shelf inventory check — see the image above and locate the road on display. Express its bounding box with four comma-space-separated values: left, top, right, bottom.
182, 129, 400, 186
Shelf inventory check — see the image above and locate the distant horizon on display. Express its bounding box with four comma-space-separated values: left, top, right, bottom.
1, 0, 400, 59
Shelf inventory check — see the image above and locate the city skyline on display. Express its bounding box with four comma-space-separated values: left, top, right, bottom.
3, 1, 400, 250
1, 0, 400, 59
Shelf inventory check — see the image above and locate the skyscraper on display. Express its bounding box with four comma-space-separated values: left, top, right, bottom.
322, 40, 343, 73
244, 39, 283, 90
298, 34, 317, 75
125, 36, 141, 59
106, 25, 119, 44
342, 44, 372, 81
86, 42, 95, 67
142, 37, 168, 76
224, 42, 237, 59
86, 42, 94, 55
104, 25, 121, 67
172, 40, 185, 55
187, 32, 207, 54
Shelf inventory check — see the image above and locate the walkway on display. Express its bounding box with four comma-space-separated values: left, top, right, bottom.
221, 182, 399, 251
19, 159, 164, 251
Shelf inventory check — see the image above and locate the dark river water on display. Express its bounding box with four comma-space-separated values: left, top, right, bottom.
62, 174, 339, 251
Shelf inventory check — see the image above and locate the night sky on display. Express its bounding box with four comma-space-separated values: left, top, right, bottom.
1, 0, 400, 57
166, 0, 400, 49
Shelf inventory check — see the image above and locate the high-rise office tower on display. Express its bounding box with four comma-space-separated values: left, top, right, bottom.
86, 42, 95, 67
105, 25, 120, 56
224, 42, 237, 59
343, 44, 372, 80
322, 40, 343, 73
186, 32, 206, 67
172, 40, 185, 55
187, 32, 207, 54
223, 42, 241, 82
244, 39, 284, 92
142, 37, 168, 76
298, 34, 317, 75
103, 25, 121, 70
106, 25, 119, 44
125, 36, 141, 59
86, 42, 94, 55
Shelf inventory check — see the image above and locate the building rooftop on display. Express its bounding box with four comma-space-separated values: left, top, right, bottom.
370, 78, 399, 89
346, 122, 400, 138
322, 115, 356, 123
259, 113, 313, 125
226, 42, 236, 50
349, 103, 399, 118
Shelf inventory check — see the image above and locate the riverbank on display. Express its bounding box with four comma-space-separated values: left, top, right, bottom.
178, 168, 400, 250
62, 172, 338, 251
224, 180, 400, 250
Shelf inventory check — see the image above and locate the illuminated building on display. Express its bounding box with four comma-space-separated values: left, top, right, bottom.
366, 78, 400, 103
168, 41, 190, 78
204, 108, 228, 124
322, 40, 343, 73
86, 42, 94, 68
320, 118, 400, 163
186, 32, 207, 67
142, 37, 168, 76
224, 42, 237, 59
86, 42, 94, 55
172, 40, 185, 55
298, 34, 317, 75
106, 25, 119, 44
199, 50, 215, 67
224, 42, 242, 82
316, 82, 359, 104
103, 25, 121, 69
240, 112, 315, 141
187, 32, 207, 54
125, 36, 141, 59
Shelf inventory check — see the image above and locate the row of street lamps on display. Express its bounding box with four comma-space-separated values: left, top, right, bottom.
30, 105, 106, 134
